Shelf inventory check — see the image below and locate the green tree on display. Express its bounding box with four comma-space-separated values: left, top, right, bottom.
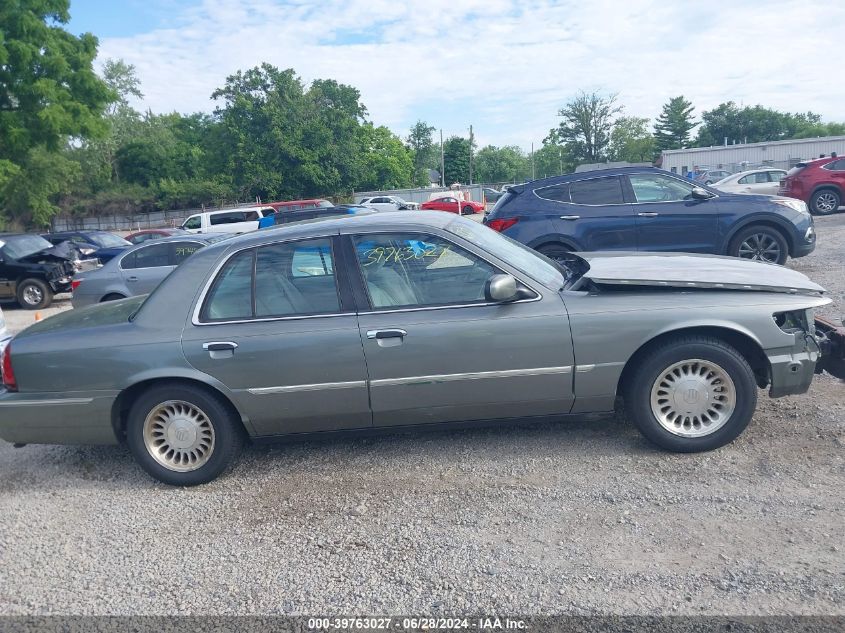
653, 96, 697, 150
473, 145, 529, 184
0, 0, 112, 226
695, 102, 844, 146
551, 91, 621, 164
443, 136, 471, 186
532, 142, 576, 179
609, 116, 656, 162
406, 120, 436, 186
357, 123, 413, 191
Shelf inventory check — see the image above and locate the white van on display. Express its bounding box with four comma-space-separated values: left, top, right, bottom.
181, 207, 275, 235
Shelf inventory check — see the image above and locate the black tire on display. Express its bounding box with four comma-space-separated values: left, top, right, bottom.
727, 224, 788, 265
537, 243, 578, 264
624, 336, 757, 453
100, 293, 126, 302
461, 205, 474, 215
16, 278, 52, 310
809, 188, 840, 216
126, 383, 244, 486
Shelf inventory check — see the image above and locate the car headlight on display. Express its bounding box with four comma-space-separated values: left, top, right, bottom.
772, 198, 810, 215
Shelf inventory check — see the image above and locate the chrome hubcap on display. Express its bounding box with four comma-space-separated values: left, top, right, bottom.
143, 400, 215, 472
738, 233, 780, 263
816, 193, 837, 212
650, 359, 736, 437
23, 285, 43, 305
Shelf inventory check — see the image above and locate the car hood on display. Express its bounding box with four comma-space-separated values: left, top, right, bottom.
16, 295, 147, 338
575, 252, 825, 295
16, 242, 77, 264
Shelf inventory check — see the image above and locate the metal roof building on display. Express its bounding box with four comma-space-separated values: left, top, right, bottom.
660, 135, 845, 175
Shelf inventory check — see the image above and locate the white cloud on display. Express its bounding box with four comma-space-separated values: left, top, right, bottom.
97, 0, 845, 151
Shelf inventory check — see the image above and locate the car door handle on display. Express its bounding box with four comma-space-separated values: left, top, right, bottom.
559, 215, 580, 221
126, 276, 138, 282
637, 212, 659, 217
202, 341, 238, 351
366, 329, 407, 340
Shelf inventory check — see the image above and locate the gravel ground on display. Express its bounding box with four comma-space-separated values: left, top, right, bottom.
1, 216, 843, 616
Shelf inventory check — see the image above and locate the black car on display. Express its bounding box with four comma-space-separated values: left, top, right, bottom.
484, 167, 816, 265
0, 234, 76, 309
258, 205, 377, 228
41, 230, 132, 264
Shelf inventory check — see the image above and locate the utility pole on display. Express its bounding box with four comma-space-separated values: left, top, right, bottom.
440, 129, 445, 187
468, 124, 474, 185
531, 142, 535, 180
559, 149, 563, 175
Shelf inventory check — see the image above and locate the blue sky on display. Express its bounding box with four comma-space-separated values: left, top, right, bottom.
67, 0, 844, 151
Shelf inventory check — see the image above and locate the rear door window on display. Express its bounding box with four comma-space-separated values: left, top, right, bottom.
121, 243, 172, 269
172, 242, 203, 264
569, 177, 625, 205
210, 212, 246, 226
201, 238, 341, 322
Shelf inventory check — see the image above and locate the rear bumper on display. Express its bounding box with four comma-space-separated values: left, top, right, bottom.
0, 390, 119, 445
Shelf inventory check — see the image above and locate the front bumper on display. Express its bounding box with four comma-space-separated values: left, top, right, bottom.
0, 389, 119, 445
814, 315, 845, 380
768, 316, 845, 397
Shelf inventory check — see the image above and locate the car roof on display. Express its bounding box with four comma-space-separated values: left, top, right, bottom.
519, 166, 675, 190
199, 210, 454, 254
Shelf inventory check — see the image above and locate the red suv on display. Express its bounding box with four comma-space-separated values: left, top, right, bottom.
779, 155, 845, 215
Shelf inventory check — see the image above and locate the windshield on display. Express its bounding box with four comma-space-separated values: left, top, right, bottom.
445, 218, 564, 288
316, 200, 333, 208
1, 235, 55, 259
89, 232, 131, 248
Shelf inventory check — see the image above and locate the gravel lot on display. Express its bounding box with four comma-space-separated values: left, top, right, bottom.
1, 216, 843, 616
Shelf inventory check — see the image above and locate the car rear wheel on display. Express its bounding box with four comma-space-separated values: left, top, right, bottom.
728, 225, 788, 265
16, 278, 52, 310
536, 243, 578, 264
101, 293, 126, 302
624, 336, 757, 452
810, 189, 840, 215
126, 384, 243, 486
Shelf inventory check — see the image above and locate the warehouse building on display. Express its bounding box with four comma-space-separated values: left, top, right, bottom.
660, 135, 845, 176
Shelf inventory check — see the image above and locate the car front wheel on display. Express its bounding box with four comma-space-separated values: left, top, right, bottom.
624, 336, 757, 452
126, 384, 243, 486
16, 278, 53, 310
810, 189, 840, 215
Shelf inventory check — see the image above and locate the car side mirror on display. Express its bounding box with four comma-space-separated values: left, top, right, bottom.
691, 187, 714, 200
486, 274, 521, 302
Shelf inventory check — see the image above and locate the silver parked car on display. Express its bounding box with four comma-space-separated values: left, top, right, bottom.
71, 234, 230, 308
0, 212, 842, 486
713, 169, 788, 196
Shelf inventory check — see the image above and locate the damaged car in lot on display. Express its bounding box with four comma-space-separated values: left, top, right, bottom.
0, 234, 76, 309
0, 212, 842, 486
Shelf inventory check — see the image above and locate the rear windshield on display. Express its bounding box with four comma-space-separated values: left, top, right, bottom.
90, 232, 131, 248
488, 191, 515, 215
1, 235, 54, 259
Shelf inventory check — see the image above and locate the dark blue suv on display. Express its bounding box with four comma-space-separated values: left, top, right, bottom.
484, 167, 816, 265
